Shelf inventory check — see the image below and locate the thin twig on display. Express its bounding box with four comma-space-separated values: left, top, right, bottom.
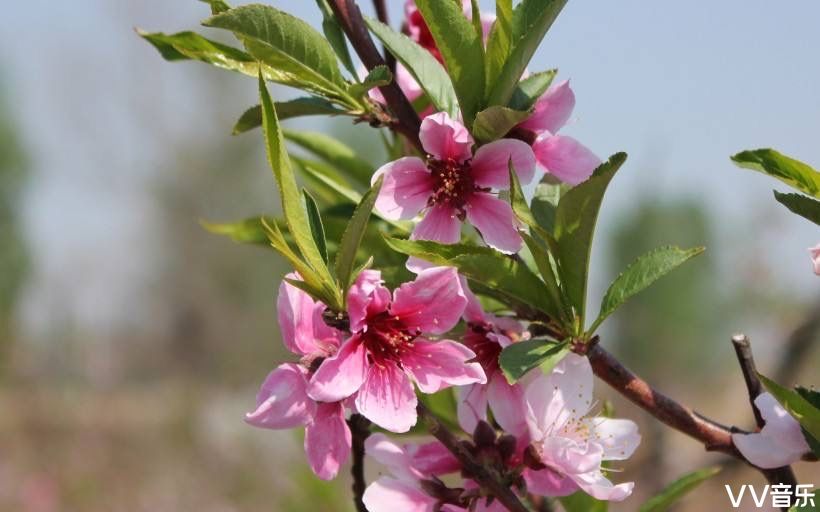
348, 413, 372, 512
731, 334, 798, 511
417, 403, 529, 512
329, 0, 422, 151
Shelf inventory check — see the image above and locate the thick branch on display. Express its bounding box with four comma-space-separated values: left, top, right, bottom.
348, 414, 372, 512
330, 0, 422, 151
417, 403, 529, 512
587, 343, 741, 457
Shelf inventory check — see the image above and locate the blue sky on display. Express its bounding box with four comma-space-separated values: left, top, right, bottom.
2, 0, 818, 336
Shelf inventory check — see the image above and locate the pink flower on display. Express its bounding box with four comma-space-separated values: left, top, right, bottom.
363, 433, 466, 512
308, 267, 486, 433
404, 1, 495, 62
810, 243, 820, 276
373, 112, 536, 254
517, 80, 601, 186
245, 275, 350, 480
731, 392, 811, 469
457, 281, 531, 438
523, 354, 640, 502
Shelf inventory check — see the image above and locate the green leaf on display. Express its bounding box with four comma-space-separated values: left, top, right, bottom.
414, 0, 486, 125
499, 339, 568, 383
314, 0, 357, 77
638, 467, 721, 512
484, 0, 513, 92
384, 238, 558, 317
204, 5, 347, 100
284, 130, 374, 188
258, 76, 341, 309
138, 29, 260, 74
303, 190, 329, 264
790, 492, 819, 512
590, 245, 705, 333
486, 0, 567, 107
530, 181, 568, 234
335, 176, 384, 298
348, 65, 393, 98
732, 148, 820, 198
774, 190, 820, 226
365, 17, 459, 117
560, 492, 608, 512
472, 106, 531, 143
553, 153, 626, 325
509, 69, 557, 111
796, 387, 820, 457
201, 216, 275, 245
759, 373, 820, 444
199, 0, 231, 14
232, 98, 347, 135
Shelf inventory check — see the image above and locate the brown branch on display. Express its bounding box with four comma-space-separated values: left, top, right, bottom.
417, 403, 529, 512
371, 0, 396, 72
347, 413, 372, 512
731, 334, 798, 511
330, 0, 422, 152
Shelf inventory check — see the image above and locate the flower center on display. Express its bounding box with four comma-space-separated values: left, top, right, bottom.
427, 157, 475, 215
361, 310, 419, 365
463, 323, 502, 374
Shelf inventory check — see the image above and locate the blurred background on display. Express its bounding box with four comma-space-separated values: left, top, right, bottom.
0, 1, 818, 511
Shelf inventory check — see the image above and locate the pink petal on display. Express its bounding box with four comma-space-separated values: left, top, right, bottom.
245, 363, 315, 429
525, 354, 593, 440
363, 477, 438, 512
487, 374, 527, 438
533, 133, 601, 186
811, 243, 820, 275
402, 339, 486, 394
391, 267, 467, 335
583, 418, 641, 461
355, 362, 418, 433
310, 302, 343, 355
471, 139, 536, 189
465, 192, 523, 254
347, 270, 389, 333
457, 383, 488, 434
419, 112, 474, 162
308, 337, 368, 402
304, 401, 352, 480
373, 157, 434, 221
409, 441, 461, 476
731, 393, 810, 468
524, 468, 579, 498
365, 433, 421, 481
411, 205, 462, 245
571, 471, 634, 502
459, 276, 487, 324
541, 436, 605, 475
396, 63, 423, 103
518, 80, 576, 134
277, 275, 319, 356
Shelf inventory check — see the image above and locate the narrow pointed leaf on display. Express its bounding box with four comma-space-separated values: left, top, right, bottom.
774, 190, 820, 226
499, 339, 569, 383
554, 153, 626, 323
138, 30, 260, 74
314, 0, 357, 77
758, 373, 820, 443
472, 106, 531, 143
485, 0, 513, 91
509, 69, 557, 111
258, 76, 340, 308
384, 238, 557, 317
414, 0, 485, 125
303, 190, 329, 264
201, 216, 276, 245
348, 65, 392, 98
284, 130, 374, 187
232, 98, 347, 135
638, 467, 721, 512
335, 176, 384, 298
365, 17, 459, 117
732, 148, 820, 198
205, 5, 347, 99
796, 387, 820, 457
590, 245, 705, 333
486, 0, 567, 106
199, 0, 230, 14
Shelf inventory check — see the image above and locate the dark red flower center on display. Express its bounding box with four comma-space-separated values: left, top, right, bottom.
463, 323, 502, 375
427, 157, 475, 215
360, 310, 420, 365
